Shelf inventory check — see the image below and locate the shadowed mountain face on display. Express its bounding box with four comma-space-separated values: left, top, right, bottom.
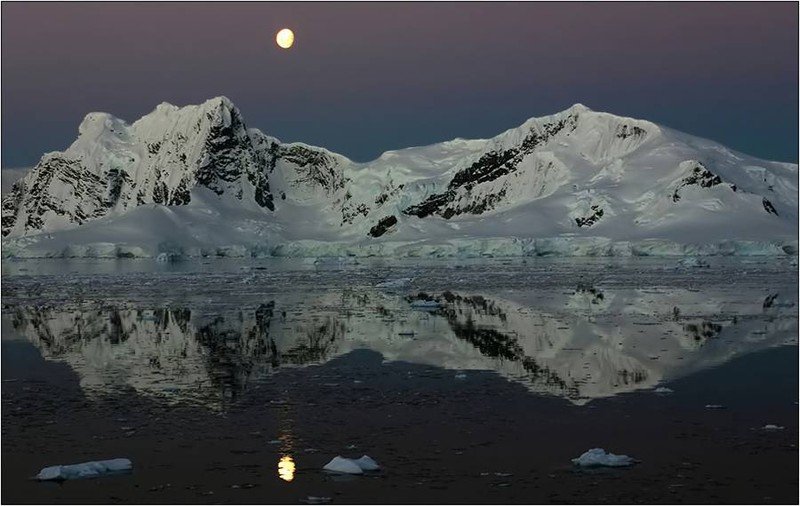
5, 285, 796, 409
2, 98, 797, 259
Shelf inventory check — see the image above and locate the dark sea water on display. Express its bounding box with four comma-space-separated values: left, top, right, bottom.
2, 257, 797, 503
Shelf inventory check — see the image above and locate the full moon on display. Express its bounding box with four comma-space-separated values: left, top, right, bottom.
276, 28, 294, 49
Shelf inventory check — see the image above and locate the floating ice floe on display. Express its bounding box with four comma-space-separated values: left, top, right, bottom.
454, 373, 467, 380
36, 458, 133, 481
322, 455, 380, 474
572, 448, 636, 467
762, 424, 785, 431
375, 278, 412, 289
705, 404, 725, 409
352, 455, 380, 471
654, 387, 674, 394
302, 497, 332, 504
409, 300, 441, 310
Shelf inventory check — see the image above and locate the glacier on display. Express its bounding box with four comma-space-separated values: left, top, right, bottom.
2, 97, 796, 259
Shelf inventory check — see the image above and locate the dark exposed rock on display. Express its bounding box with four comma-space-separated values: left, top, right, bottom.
2, 155, 109, 236
763, 293, 779, 309
574, 284, 604, 304
368, 215, 398, 238
168, 176, 192, 206
685, 321, 722, 342
575, 205, 604, 227
762, 198, 778, 216
404, 115, 578, 219
195, 105, 249, 196
1, 181, 25, 236
341, 202, 369, 226
106, 168, 132, 207
281, 145, 346, 194
672, 163, 724, 202
615, 124, 647, 139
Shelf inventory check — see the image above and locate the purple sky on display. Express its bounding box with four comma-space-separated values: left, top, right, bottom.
2, 2, 797, 166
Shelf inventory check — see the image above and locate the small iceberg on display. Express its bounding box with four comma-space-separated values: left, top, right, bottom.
762, 424, 785, 431
375, 277, 412, 289
352, 455, 380, 471
410, 300, 441, 310
322, 455, 380, 475
323, 456, 363, 475
572, 448, 636, 468
36, 458, 133, 481
705, 404, 725, 409
654, 387, 673, 394
302, 497, 332, 504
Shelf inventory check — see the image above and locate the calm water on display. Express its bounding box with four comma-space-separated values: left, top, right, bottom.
2, 257, 797, 503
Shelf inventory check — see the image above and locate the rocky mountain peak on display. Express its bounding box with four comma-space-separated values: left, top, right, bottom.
2, 98, 796, 259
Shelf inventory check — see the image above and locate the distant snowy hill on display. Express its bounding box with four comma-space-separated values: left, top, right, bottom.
2, 97, 797, 258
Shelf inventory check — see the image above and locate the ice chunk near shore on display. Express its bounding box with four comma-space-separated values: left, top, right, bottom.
322, 455, 380, 474
36, 458, 133, 481
654, 387, 673, 394
572, 448, 635, 467
376, 277, 412, 289
410, 300, 442, 310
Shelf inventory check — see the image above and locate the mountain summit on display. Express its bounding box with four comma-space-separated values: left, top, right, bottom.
2, 97, 797, 258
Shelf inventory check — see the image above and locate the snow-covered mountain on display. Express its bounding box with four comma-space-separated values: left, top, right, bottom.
2, 97, 797, 258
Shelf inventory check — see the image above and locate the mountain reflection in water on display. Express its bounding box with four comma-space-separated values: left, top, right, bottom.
5, 286, 797, 407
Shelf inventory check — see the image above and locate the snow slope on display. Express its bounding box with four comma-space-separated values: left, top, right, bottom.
2, 98, 797, 258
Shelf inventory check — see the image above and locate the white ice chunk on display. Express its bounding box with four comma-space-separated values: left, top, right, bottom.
323, 456, 364, 475
322, 455, 380, 474
352, 455, 380, 471
572, 448, 635, 467
302, 497, 332, 504
36, 458, 133, 481
654, 387, 673, 394
410, 300, 441, 310
375, 277, 412, 289
705, 404, 725, 409
762, 424, 785, 431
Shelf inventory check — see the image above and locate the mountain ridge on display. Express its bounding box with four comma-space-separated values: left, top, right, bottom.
2, 97, 797, 258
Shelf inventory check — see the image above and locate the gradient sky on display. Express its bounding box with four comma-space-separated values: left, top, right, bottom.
2, 2, 798, 168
